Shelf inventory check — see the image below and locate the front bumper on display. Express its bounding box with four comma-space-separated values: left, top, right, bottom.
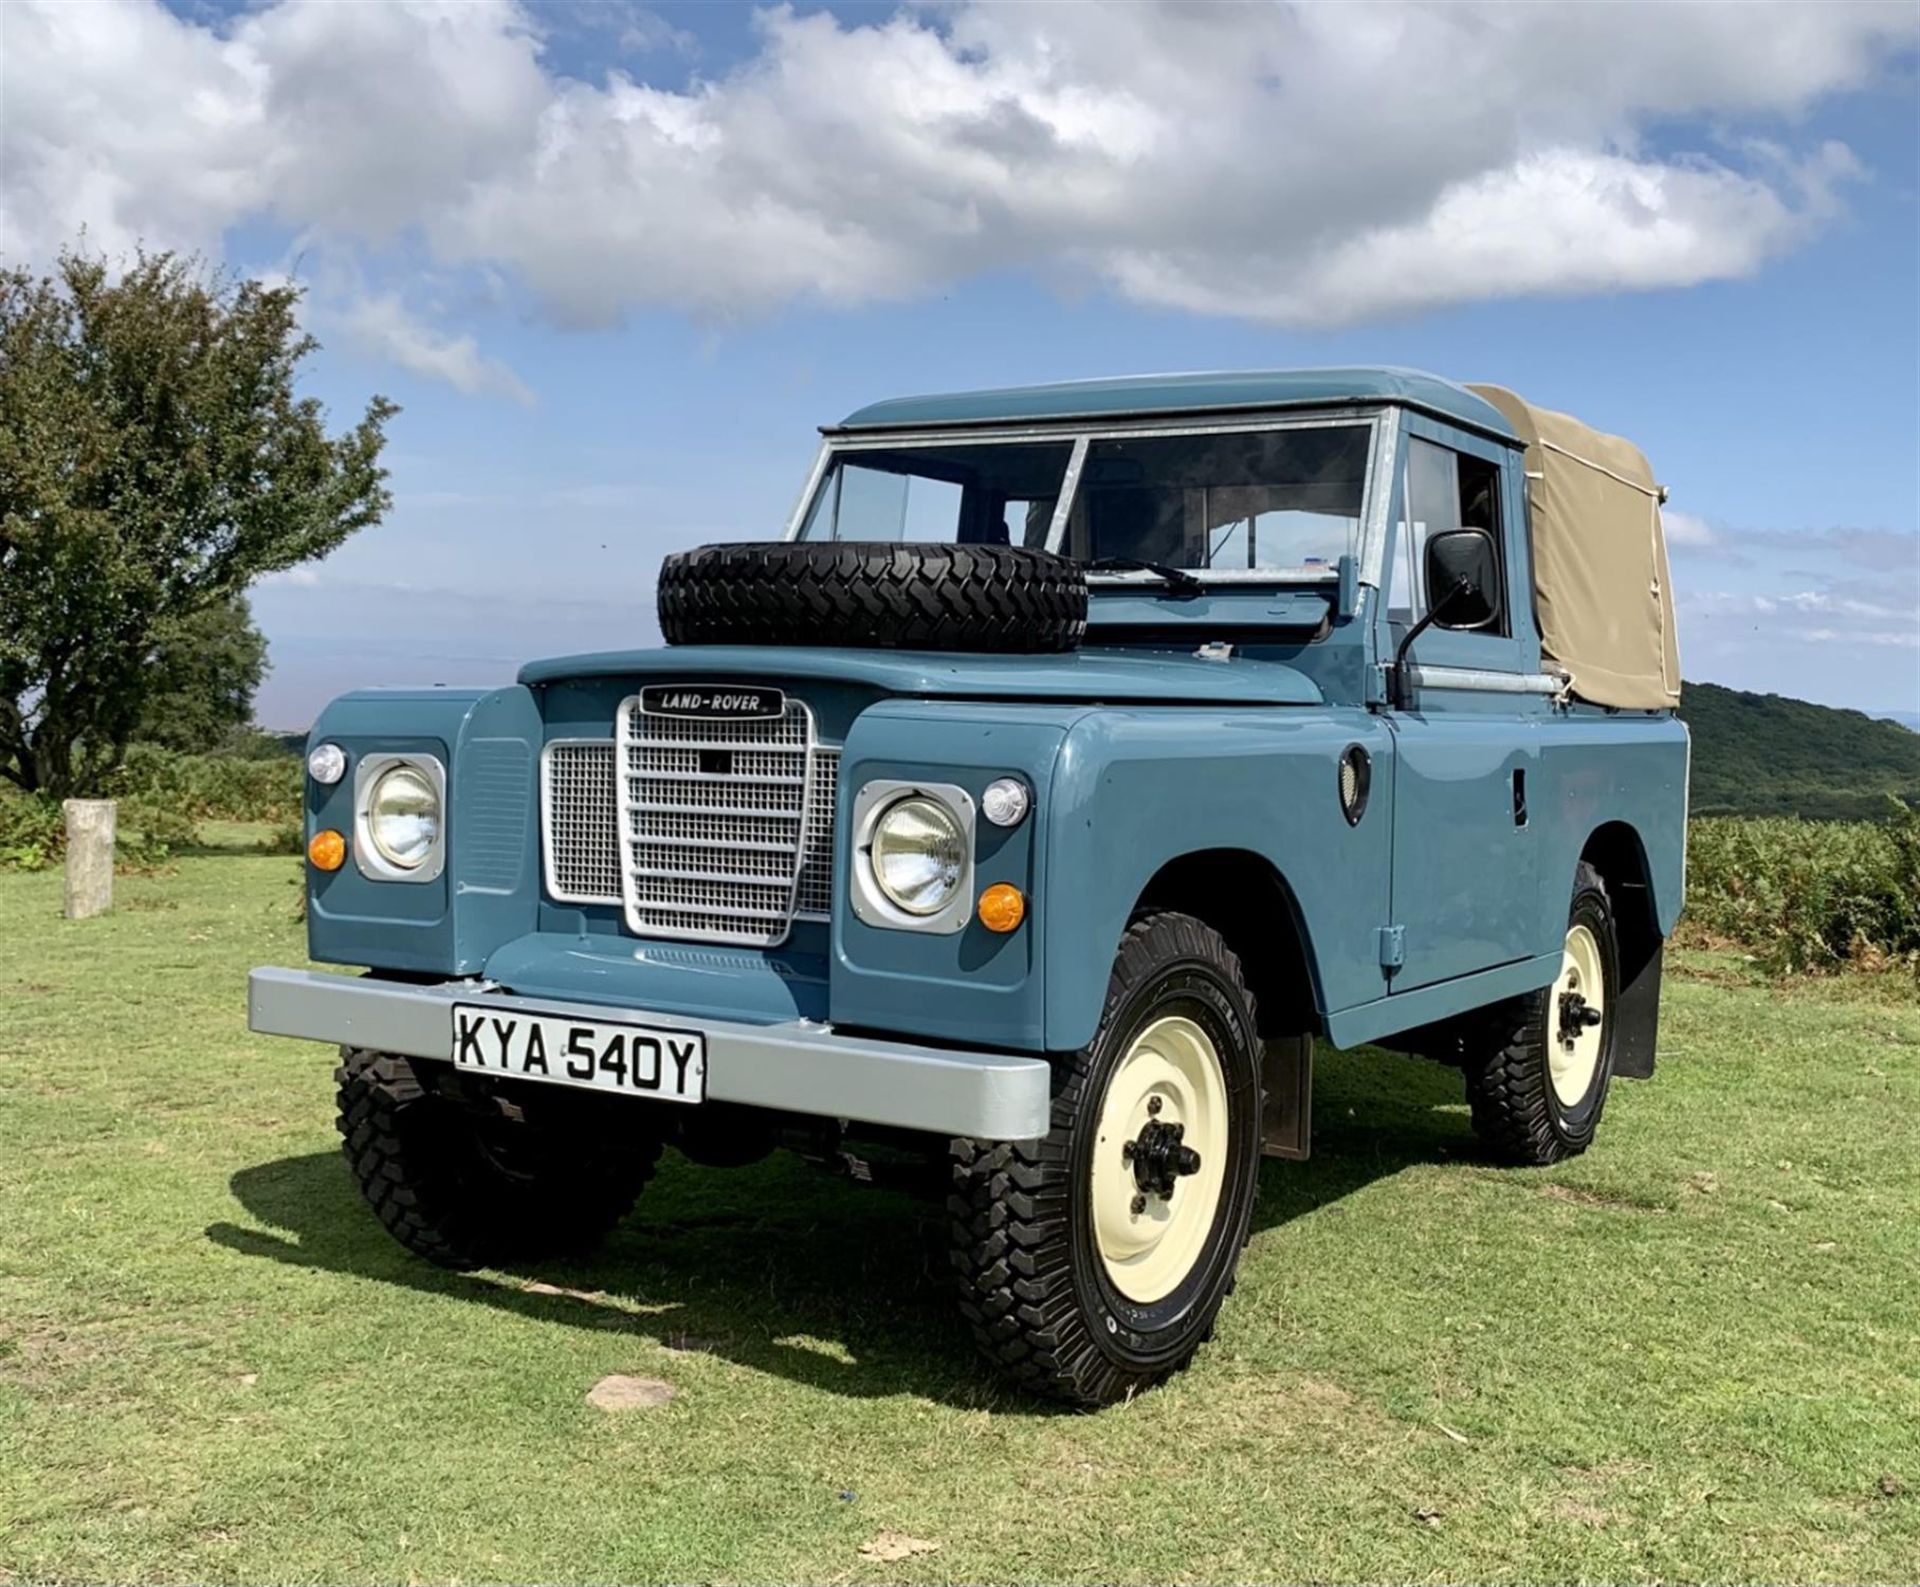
248, 967, 1051, 1139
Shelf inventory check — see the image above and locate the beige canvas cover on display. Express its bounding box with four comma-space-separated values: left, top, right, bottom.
1466, 385, 1682, 710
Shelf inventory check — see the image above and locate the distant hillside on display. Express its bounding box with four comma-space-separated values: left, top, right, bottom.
1681, 681, 1920, 821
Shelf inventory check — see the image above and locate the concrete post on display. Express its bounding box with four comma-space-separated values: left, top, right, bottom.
63, 798, 116, 920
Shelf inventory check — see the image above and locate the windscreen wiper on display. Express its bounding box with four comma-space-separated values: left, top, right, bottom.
1085, 556, 1205, 597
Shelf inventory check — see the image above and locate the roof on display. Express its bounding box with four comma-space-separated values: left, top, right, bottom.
835, 366, 1518, 438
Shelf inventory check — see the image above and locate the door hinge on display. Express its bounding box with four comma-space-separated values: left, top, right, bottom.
1377, 925, 1406, 972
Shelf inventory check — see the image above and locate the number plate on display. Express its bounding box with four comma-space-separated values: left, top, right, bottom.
451, 1005, 706, 1104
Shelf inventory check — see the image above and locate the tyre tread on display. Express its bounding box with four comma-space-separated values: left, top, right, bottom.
334, 1048, 662, 1270
948, 912, 1261, 1406
1462, 862, 1613, 1167
657, 542, 1088, 653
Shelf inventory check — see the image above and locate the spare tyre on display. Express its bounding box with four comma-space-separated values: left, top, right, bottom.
657, 542, 1087, 654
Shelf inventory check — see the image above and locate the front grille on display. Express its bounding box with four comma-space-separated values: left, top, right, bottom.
794, 749, 837, 917
605, 696, 837, 946
542, 741, 621, 903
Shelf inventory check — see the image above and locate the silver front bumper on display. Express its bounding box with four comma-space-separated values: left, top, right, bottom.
248, 967, 1051, 1139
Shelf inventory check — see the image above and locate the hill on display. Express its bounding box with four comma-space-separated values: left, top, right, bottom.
1681, 681, 1920, 821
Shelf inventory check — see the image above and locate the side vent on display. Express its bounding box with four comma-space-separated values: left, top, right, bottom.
459, 738, 533, 893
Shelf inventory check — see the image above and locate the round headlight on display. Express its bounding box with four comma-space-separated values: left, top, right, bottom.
367, 764, 441, 870
869, 795, 966, 916
307, 742, 347, 786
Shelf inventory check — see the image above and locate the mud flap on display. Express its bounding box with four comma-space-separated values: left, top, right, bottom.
1611, 938, 1664, 1080
1260, 1033, 1313, 1159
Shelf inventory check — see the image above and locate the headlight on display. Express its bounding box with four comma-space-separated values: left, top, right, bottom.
869, 795, 966, 916
366, 763, 441, 871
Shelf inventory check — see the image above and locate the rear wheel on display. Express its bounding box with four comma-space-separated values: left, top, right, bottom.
1463, 862, 1620, 1165
335, 1048, 663, 1270
949, 912, 1263, 1406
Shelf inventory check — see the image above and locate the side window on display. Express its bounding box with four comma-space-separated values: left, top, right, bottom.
1386, 438, 1507, 634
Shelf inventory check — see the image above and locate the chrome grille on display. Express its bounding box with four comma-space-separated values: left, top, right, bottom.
795, 750, 837, 918
613, 696, 835, 945
541, 741, 620, 903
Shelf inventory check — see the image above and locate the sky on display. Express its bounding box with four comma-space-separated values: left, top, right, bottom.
4, 0, 1917, 728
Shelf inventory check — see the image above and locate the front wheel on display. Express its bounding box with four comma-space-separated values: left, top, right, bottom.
1463, 861, 1620, 1165
336, 1048, 663, 1270
949, 912, 1264, 1406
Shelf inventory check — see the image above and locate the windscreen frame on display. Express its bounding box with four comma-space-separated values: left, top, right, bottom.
786, 408, 1391, 587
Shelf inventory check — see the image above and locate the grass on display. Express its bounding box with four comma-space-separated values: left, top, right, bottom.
2, 841, 1917, 1583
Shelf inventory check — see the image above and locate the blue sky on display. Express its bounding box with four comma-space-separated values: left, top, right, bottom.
6, 1, 1916, 725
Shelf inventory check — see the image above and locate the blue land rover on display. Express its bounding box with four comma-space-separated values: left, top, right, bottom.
252, 368, 1689, 1405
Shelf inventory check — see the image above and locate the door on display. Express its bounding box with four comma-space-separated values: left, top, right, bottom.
1384, 426, 1541, 991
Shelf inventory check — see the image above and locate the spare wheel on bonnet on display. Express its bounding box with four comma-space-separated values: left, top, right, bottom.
656, 542, 1088, 653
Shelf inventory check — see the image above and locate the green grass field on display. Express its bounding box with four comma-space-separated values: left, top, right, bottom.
3, 842, 1917, 1583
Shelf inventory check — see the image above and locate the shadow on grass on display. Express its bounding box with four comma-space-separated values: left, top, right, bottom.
207, 1044, 1471, 1409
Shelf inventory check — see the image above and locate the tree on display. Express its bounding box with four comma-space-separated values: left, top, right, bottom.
0, 247, 395, 797
134, 594, 270, 753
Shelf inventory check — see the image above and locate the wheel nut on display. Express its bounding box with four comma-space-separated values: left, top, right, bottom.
1130, 1194, 1146, 1215
1147, 1096, 1162, 1116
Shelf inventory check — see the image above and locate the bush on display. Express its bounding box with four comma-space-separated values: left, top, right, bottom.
1, 742, 303, 871
109, 743, 303, 824
0, 791, 65, 871
0, 787, 200, 871
262, 817, 304, 856
1683, 801, 1920, 975
117, 799, 200, 870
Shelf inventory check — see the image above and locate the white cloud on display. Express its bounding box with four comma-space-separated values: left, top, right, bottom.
1664, 510, 1718, 548
1799, 627, 1919, 649
336, 292, 535, 405
5, 0, 1915, 375
1676, 519, 1920, 669
540, 1, 697, 60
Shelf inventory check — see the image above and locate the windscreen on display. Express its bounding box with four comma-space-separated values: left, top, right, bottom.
795, 424, 1371, 574
797, 441, 1073, 547
1075, 425, 1369, 572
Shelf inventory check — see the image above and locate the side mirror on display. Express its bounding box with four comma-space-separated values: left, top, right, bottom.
1389, 527, 1502, 708
1423, 528, 1499, 631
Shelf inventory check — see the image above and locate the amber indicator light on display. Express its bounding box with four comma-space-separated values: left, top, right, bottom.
977, 883, 1026, 933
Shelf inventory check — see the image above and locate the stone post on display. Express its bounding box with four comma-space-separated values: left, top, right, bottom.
63, 798, 116, 920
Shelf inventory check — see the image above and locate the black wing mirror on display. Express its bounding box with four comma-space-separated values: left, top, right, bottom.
1389, 527, 1500, 708
1424, 528, 1499, 631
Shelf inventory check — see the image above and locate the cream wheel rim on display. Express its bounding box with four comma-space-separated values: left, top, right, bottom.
1090, 1014, 1230, 1305
1549, 923, 1606, 1107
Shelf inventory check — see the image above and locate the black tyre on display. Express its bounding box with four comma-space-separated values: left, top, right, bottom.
335, 1048, 662, 1270
949, 912, 1264, 1406
1463, 861, 1620, 1166
657, 541, 1087, 653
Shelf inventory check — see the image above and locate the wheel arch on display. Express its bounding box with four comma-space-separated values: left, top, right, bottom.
1131, 848, 1323, 1041
1577, 820, 1665, 1079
